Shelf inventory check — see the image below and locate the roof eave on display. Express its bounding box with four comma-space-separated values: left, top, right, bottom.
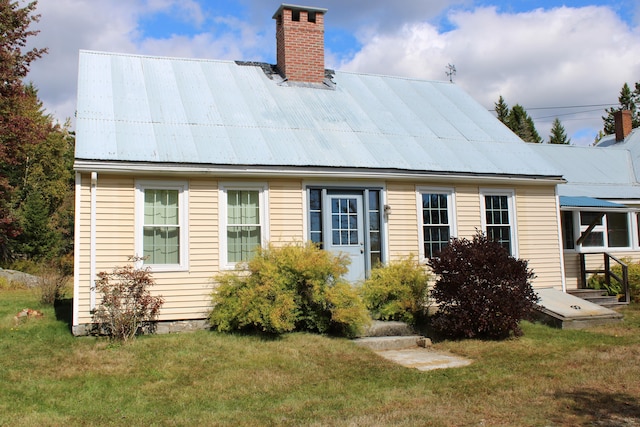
73, 159, 565, 185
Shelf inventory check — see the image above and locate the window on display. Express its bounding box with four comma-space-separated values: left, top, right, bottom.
309, 189, 323, 248
561, 211, 575, 249
481, 191, 516, 255
221, 184, 268, 268
368, 190, 382, 267
136, 181, 188, 270
580, 211, 605, 247
563, 210, 632, 250
418, 188, 455, 259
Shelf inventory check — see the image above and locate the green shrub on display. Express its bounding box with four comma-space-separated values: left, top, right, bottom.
589, 258, 640, 302
428, 232, 538, 339
92, 257, 164, 342
209, 243, 369, 337
360, 256, 430, 325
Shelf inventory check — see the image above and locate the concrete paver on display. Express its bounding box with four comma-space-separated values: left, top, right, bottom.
374, 347, 472, 371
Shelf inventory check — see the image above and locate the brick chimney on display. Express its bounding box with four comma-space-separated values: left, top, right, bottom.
614, 110, 633, 142
273, 4, 328, 84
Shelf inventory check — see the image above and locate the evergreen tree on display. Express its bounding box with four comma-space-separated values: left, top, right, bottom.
548, 117, 570, 144
508, 104, 543, 143
494, 96, 543, 143
495, 96, 510, 124
602, 82, 640, 135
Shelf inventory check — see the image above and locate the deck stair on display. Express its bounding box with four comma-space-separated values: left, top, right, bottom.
567, 289, 620, 307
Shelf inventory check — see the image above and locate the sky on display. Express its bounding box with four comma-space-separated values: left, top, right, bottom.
25, 0, 640, 146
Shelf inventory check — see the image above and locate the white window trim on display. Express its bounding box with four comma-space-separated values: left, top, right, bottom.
219, 182, 269, 270
480, 189, 518, 258
135, 180, 189, 272
565, 209, 635, 252
416, 186, 457, 262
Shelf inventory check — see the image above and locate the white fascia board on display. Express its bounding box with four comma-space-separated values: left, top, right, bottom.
73, 160, 565, 185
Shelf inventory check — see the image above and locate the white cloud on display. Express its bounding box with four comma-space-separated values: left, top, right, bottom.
340, 6, 640, 145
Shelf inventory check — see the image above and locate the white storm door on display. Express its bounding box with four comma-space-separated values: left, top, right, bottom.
326, 194, 365, 282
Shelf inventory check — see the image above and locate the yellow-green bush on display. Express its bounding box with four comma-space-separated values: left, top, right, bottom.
209, 243, 369, 337
589, 258, 640, 302
360, 256, 430, 325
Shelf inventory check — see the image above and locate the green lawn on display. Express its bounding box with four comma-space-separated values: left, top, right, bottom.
2, 289, 640, 426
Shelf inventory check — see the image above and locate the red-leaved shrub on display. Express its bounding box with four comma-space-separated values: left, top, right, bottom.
428, 232, 538, 339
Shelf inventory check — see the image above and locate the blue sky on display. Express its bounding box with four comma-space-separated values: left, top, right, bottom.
27, 0, 640, 145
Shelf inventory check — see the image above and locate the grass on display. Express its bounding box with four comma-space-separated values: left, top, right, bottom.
2, 289, 640, 426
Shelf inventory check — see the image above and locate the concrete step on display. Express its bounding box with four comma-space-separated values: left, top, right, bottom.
353, 335, 430, 351
360, 320, 415, 337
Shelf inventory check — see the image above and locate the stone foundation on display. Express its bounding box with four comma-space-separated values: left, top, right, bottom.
72, 319, 210, 336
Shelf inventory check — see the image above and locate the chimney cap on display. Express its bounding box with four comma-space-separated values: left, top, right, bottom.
272, 3, 328, 19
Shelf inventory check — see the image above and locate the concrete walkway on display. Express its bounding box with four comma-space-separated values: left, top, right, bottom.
354, 322, 472, 371
373, 347, 472, 371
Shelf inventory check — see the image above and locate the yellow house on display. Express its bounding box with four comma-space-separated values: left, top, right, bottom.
72, 4, 566, 335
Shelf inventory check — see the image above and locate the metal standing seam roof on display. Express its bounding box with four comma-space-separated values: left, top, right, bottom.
530, 143, 640, 199
559, 196, 627, 209
75, 50, 563, 179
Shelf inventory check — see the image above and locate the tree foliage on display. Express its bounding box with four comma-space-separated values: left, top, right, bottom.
495, 97, 542, 143
548, 117, 570, 145
602, 82, 640, 135
0, 1, 74, 265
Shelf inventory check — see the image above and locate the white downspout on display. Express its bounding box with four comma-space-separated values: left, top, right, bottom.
90, 172, 98, 310
72, 172, 82, 332
555, 190, 567, 292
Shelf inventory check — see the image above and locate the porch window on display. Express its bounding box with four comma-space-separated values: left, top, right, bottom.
418, 189, 455, 259
481, 191, 516, 256
136, 181, 188, 270
563, 210, 632, 250
607, 212, 629, 248
561, 211, 575, 249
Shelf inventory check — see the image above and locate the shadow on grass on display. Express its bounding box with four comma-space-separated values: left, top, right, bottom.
554, 388, 640, 425
54, 297, 73, 332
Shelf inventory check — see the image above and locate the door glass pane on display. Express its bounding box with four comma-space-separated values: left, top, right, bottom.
331, 197, 358, 246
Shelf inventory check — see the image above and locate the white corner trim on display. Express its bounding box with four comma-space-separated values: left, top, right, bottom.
72, 172, 82, 326
90, 172, 98, 311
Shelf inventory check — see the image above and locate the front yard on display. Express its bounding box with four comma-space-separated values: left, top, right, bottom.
1, 288, 640, 426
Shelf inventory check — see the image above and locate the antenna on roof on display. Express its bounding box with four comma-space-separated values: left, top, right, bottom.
445, 64, 456, 83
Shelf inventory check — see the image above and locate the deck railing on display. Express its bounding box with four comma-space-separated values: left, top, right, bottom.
579, 252, 630, 304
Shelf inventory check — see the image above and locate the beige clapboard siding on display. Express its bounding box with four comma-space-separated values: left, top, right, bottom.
187, 178, 218, 276
515, 187, 563, 288
269, 180, 304, 245
454, 185, 482, 239
386, 182, 420, 260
